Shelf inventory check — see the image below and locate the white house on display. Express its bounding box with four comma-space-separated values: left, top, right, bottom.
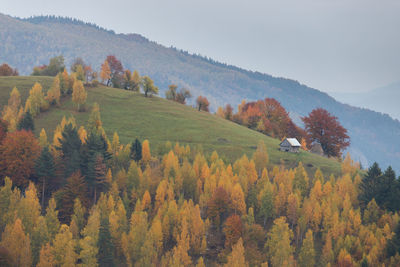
279, 138, 301, 153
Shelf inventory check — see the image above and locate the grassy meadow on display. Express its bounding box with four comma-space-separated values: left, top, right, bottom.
0, 76, 342, 176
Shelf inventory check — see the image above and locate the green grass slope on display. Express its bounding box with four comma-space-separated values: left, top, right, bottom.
0, 76, 341, 176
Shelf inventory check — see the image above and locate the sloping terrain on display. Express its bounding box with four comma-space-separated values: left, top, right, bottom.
0, 76, 341, 176
1, 14, 399, 171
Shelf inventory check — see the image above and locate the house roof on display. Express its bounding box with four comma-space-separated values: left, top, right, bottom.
281, 138, 301, 147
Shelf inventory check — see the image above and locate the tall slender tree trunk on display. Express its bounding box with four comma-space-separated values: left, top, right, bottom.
42, 178, 45, 208
94, 186, 97, 204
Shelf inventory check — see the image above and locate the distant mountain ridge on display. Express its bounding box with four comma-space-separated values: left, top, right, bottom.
331, 82, 400, 121
1, 14, 400, 172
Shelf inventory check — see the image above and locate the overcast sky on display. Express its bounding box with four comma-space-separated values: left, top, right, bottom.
1, 0, 400, 93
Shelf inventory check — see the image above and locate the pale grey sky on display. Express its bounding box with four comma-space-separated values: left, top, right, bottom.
1, 0, 400, 93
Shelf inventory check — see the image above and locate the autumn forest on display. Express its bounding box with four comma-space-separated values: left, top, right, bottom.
1, 54, 400, 267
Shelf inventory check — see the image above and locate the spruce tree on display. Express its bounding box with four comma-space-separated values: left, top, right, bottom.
17, 112, 34, 131
387, 222, 400, 257
359, 162, 382, 209
97, 217, 114, 267
130, 138, 142, 162
35, 146, 55, 207
57, 123, 82, 178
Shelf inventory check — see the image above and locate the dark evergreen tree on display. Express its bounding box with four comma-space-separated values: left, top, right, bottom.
17, 112, 34, 131
381, 166, 400, 212
359, 163, 400, 212
97, 217, 115, 267
57, 123, 82, 178
130, 138, 142, 162
387, 222, 400, 257
81, 131, 111, 201
359, 162, 382, 209
35, 146, 55, 207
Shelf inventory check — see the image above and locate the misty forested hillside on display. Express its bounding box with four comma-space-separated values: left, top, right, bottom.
331, 82, 400, 121
1, 14, 399, 171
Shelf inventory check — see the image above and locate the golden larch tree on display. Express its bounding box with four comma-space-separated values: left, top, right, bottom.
0, 218, 32, 267
224, 238, 248, 267
72, 80, 87, 111
142, 139, 151, 164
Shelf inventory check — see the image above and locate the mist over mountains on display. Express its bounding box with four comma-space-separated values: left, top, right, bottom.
1, 14, 399, 172
331, 82, 400, 121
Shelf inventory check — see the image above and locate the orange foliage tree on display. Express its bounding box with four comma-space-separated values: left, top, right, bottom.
196, 96, 210, 112
302, 108, 350, 157
0, 130, 41, 187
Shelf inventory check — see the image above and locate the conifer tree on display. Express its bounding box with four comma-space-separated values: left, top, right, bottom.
142, 139, 151, 164
57, 123, 82, 178
52, 225, 77, 266
298, 229, 315, 267
80, 207, 100, 266
31, 216, 50, 266
2, 86, 21, 131
45, 198, 60, 240
98, 217, 115, 267
253, 140, 269, 176
266, 217, 294, 267
70, 198, 86, 237
35, 146, 55, 207
224, 238, 248, 267
130, 138, 142, 162
37, 243, 55, 267
0, 218, 32, 267
87, 103, 103, 134
17, 111, 34, 131
57, 171, 88, 224
39, 128, 48, 148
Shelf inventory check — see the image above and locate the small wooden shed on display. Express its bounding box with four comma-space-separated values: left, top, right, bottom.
280, 138, 301, 153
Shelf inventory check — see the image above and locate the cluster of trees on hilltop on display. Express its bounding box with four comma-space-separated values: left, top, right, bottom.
0, 63, 19, 76
217, 99, 350, 158
1, 90, 400, 265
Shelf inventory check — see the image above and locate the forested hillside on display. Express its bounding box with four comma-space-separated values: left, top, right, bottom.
1, 14, 400, 171
1, 82, 400, 265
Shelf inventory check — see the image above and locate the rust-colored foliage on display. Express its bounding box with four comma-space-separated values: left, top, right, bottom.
0, 130, 40, 187
196, 96, 210, 112
223, 214, 243, 249
302, 108, 350, 157
0, 63, 18, 76
0, 119, 8, 144
208, 187, 231, 226
236, 98, 302, 140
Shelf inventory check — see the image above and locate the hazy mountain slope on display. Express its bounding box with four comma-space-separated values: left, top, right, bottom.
331, 82, 400, 121
1, 14, 400, 171
0, 76, 342, 176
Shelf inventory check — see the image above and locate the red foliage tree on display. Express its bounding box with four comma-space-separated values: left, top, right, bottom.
0, 130, 41, 187
207, 187, 231, 226
0, 63, 18, 76
0, 119, 8, 144
240, 98, 299, 139
56, 171, 89, 224
223, 214, 243, 249
106, 55, 124, 87
196, 96, 210, 112
302, 108, 350, 157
